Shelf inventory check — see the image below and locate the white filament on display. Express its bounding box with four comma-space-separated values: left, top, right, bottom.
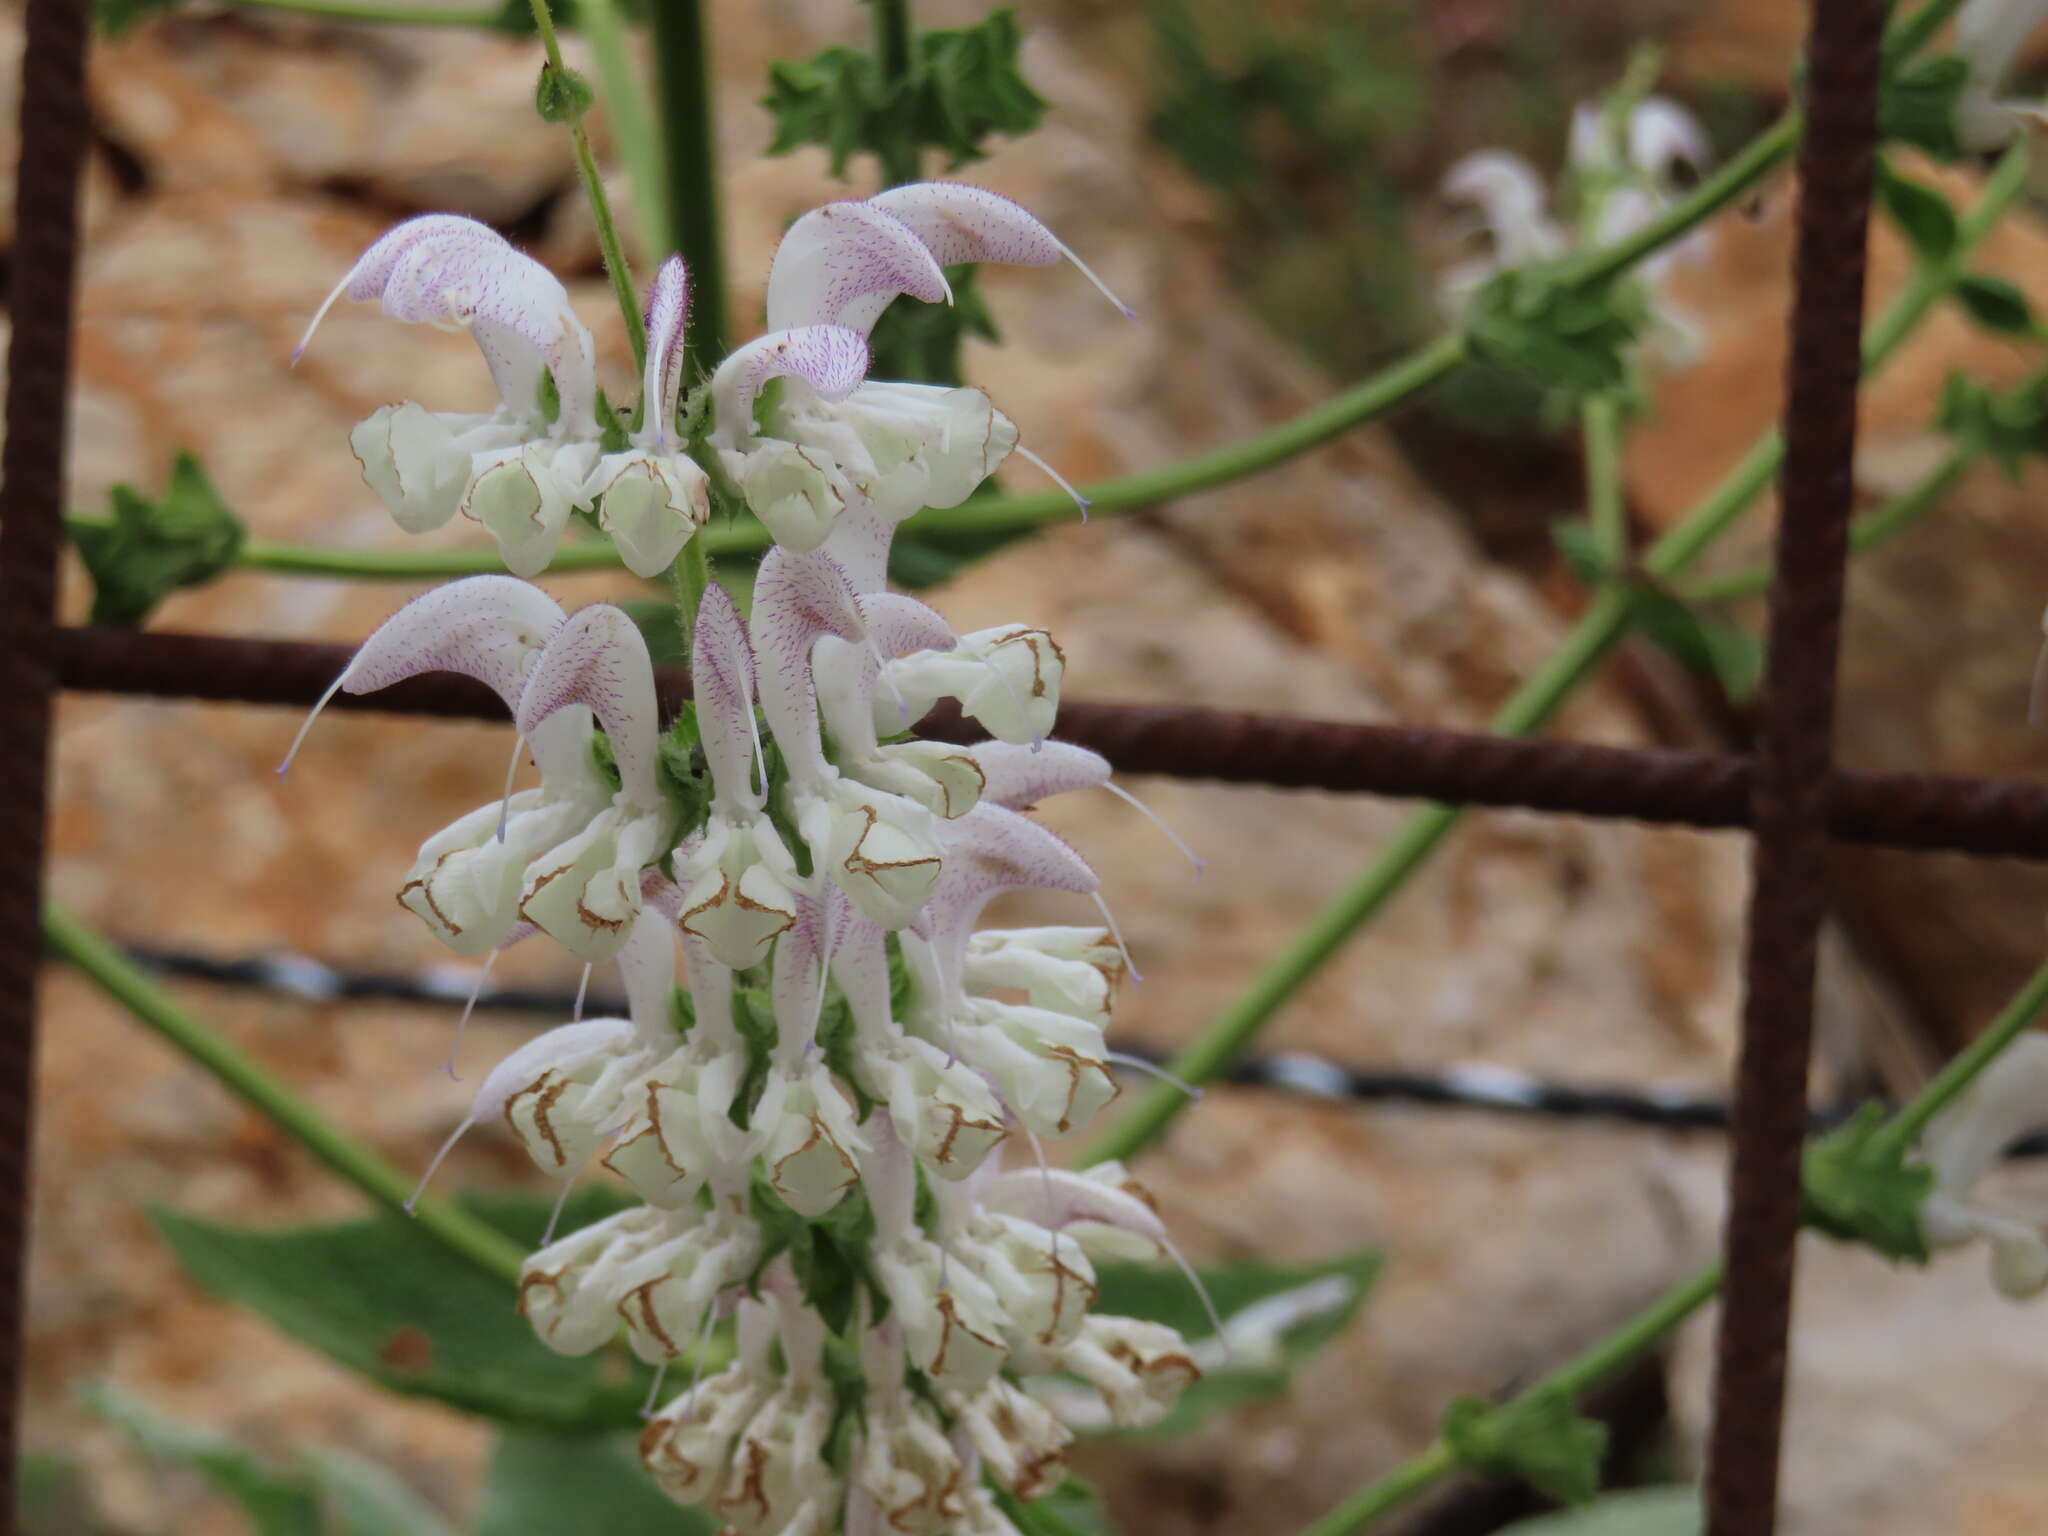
1090, 890, 1142, 986
405, 1111, 477, 1214
1102, 781, 1205, 874
542, 1173, 579, 1246
277, 671, 346, 776
1013, 443, 1091, 523
445, 948, 499, 1079
494, 734, 525, 842
1054, 235, 1137, 322
1105, 1050, 1202, 1104
572, 963, 592, 1024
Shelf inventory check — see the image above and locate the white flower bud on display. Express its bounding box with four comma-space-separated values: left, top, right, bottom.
869, 1037, 1007, 1182
715, 1381, 840, 1536
520, 804, 673, 964
397, 794, 588, 957
848, 740, 987, 821
612, 1208, 761, 1365
763, 1068, 868, 1218
853, 1393, 969, 1534
589, 450, 711, 578
815, 784, 944, 930
951, 1000, 1118, 1138
873, 1236, 1010, 1395
351, 403, 512, 533
640, 1363, 773, 1505
462, 440, 596, 579
959, 626, 1063, 744
733, 438, 848, 552
518, 1206, 671, 1357
944, 1378, 1071, 1502
1051, 1315, 1201, 1430
675, 817, 800, 972
968, 1214, 1097, 1352
965, 926, 1122, 1022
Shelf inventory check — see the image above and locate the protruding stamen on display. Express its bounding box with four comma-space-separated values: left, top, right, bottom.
406, 1111, 477, 1214
572, 963, 592, 1024
444, 948, 499, 1080
1023, 1124, 1055, 1205
640, 1359, 672, 1420
1053, 235, 1136, 321
495, 733, 526, 842
1103, 781, 1205, 874
292, 272, 353, 366
1160, 1231, 1231, 1365
1090, 891, 1142, 986
542, 1173, 579, 1245
277, 670, 347, 776
1013, 443, 1091, 523
1105, 1050, 1202, 1103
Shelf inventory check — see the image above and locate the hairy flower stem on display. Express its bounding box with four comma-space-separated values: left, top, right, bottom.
577, 0, 670, 261
650, 0, 728, 364
870, 0, 922, 187
42, 903, 528, 1287
1088, 140, 2032, 1168
526, 0, 645, 370
1582, 392, 1629, 569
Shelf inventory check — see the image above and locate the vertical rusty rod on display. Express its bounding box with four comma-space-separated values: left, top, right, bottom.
0, 0, 91, 1506
1703, 0, 1883, 1529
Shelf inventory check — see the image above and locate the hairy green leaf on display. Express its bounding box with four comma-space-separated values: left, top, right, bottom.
151, 1193, 656, 1434
1953, 272, 2036, 337
1875, 158, 1958, 262
1802, 1102, 1935, 1262
1442, 1386, 1610, 1507
1880, 54, 1969, 161
72, 451, 245, 627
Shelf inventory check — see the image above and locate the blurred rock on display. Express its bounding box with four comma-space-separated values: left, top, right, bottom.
1628, 158, 2048, 1053
1669, 1219, 2048, 1536
34, 4, 1749, 1534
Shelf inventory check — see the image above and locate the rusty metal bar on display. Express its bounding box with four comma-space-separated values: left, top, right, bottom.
0, 0, 91, 1505
1704, 0, 1884, 1528
51, 624, 2048, 859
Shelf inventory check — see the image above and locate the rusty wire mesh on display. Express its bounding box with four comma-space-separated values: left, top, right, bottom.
0, 0, 1989, 1528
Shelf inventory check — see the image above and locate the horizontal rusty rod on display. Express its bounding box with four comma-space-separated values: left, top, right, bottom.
49, 625, 2048, 858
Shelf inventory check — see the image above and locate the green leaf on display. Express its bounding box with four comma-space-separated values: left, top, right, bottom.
1496, 1486, 1701, 1535
761, 10, 1047, 178
93, 0, 179, 37
1464, 265, 1643, 399
994, 1477, 1121, 1536
304, 1450, 458, 1536
84, 1382, 323, 1535
1441, 1386, 1610, 1507
151, 1192, 657, 1434
1085, 1248, 1380, 1438
1802, 1102, 1935, 1262
1551, 520, 1618, 590
1880, 53, 1968, 161
1876, 159, 1958, 262
71, 450, 245, 627
1938, 370, 2048, 481
535, 62, 596, 124
1953, 272, 2036, 336
474, 1429, 716, 1536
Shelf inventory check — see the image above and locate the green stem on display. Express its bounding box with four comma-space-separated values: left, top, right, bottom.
650, 0, 728, 364
577, 0, 671, 262
1295, 1263, 1725, 1536
869, 0, 921, 187
1879, 952, 2048, 1156
1885, 0, 1966, 63
1088, 156, 2021, 1168
229, 0, 497, 23
42, 903, 527, 1288
1567, 114, 1801, 292
671, 533, 712, 642
527, 0, 644, 369
1582, 393, 1628, 568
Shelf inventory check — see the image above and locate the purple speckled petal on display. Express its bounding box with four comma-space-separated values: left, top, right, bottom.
869, 181, 1135, 320
708, 325, 870, 445
857, 591, 957, 660
967, 740, 1111, 809
765, 200, 951, 335
340, 575, 565, 716
748, 547, 867, 784
515, 603, 661, 806
922, 803, 1098, 987
296, 214, 500, 363
689, 583, 763, 810
640, 255, 691, 449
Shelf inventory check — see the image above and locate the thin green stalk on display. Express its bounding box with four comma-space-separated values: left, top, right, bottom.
527, 0, 644, 368
230, 0, 497, 23
1885, 0, 1967, 63
577, 0, 671, 262
42, 903, 527, 1288
1879, 952, 2048, 1155
1089, 159, 2021, 1167
1295, 1263, 1725, 1536
671, 533, 712, 641
1299, 944, 2048, 1535
869, 0, 921, 187
1582, 393, 1628, 568
1678, 442, 1972, 604
650, 0, 728, 364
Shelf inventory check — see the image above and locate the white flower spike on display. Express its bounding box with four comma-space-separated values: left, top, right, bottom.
1921, 1033, 2048, 1298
